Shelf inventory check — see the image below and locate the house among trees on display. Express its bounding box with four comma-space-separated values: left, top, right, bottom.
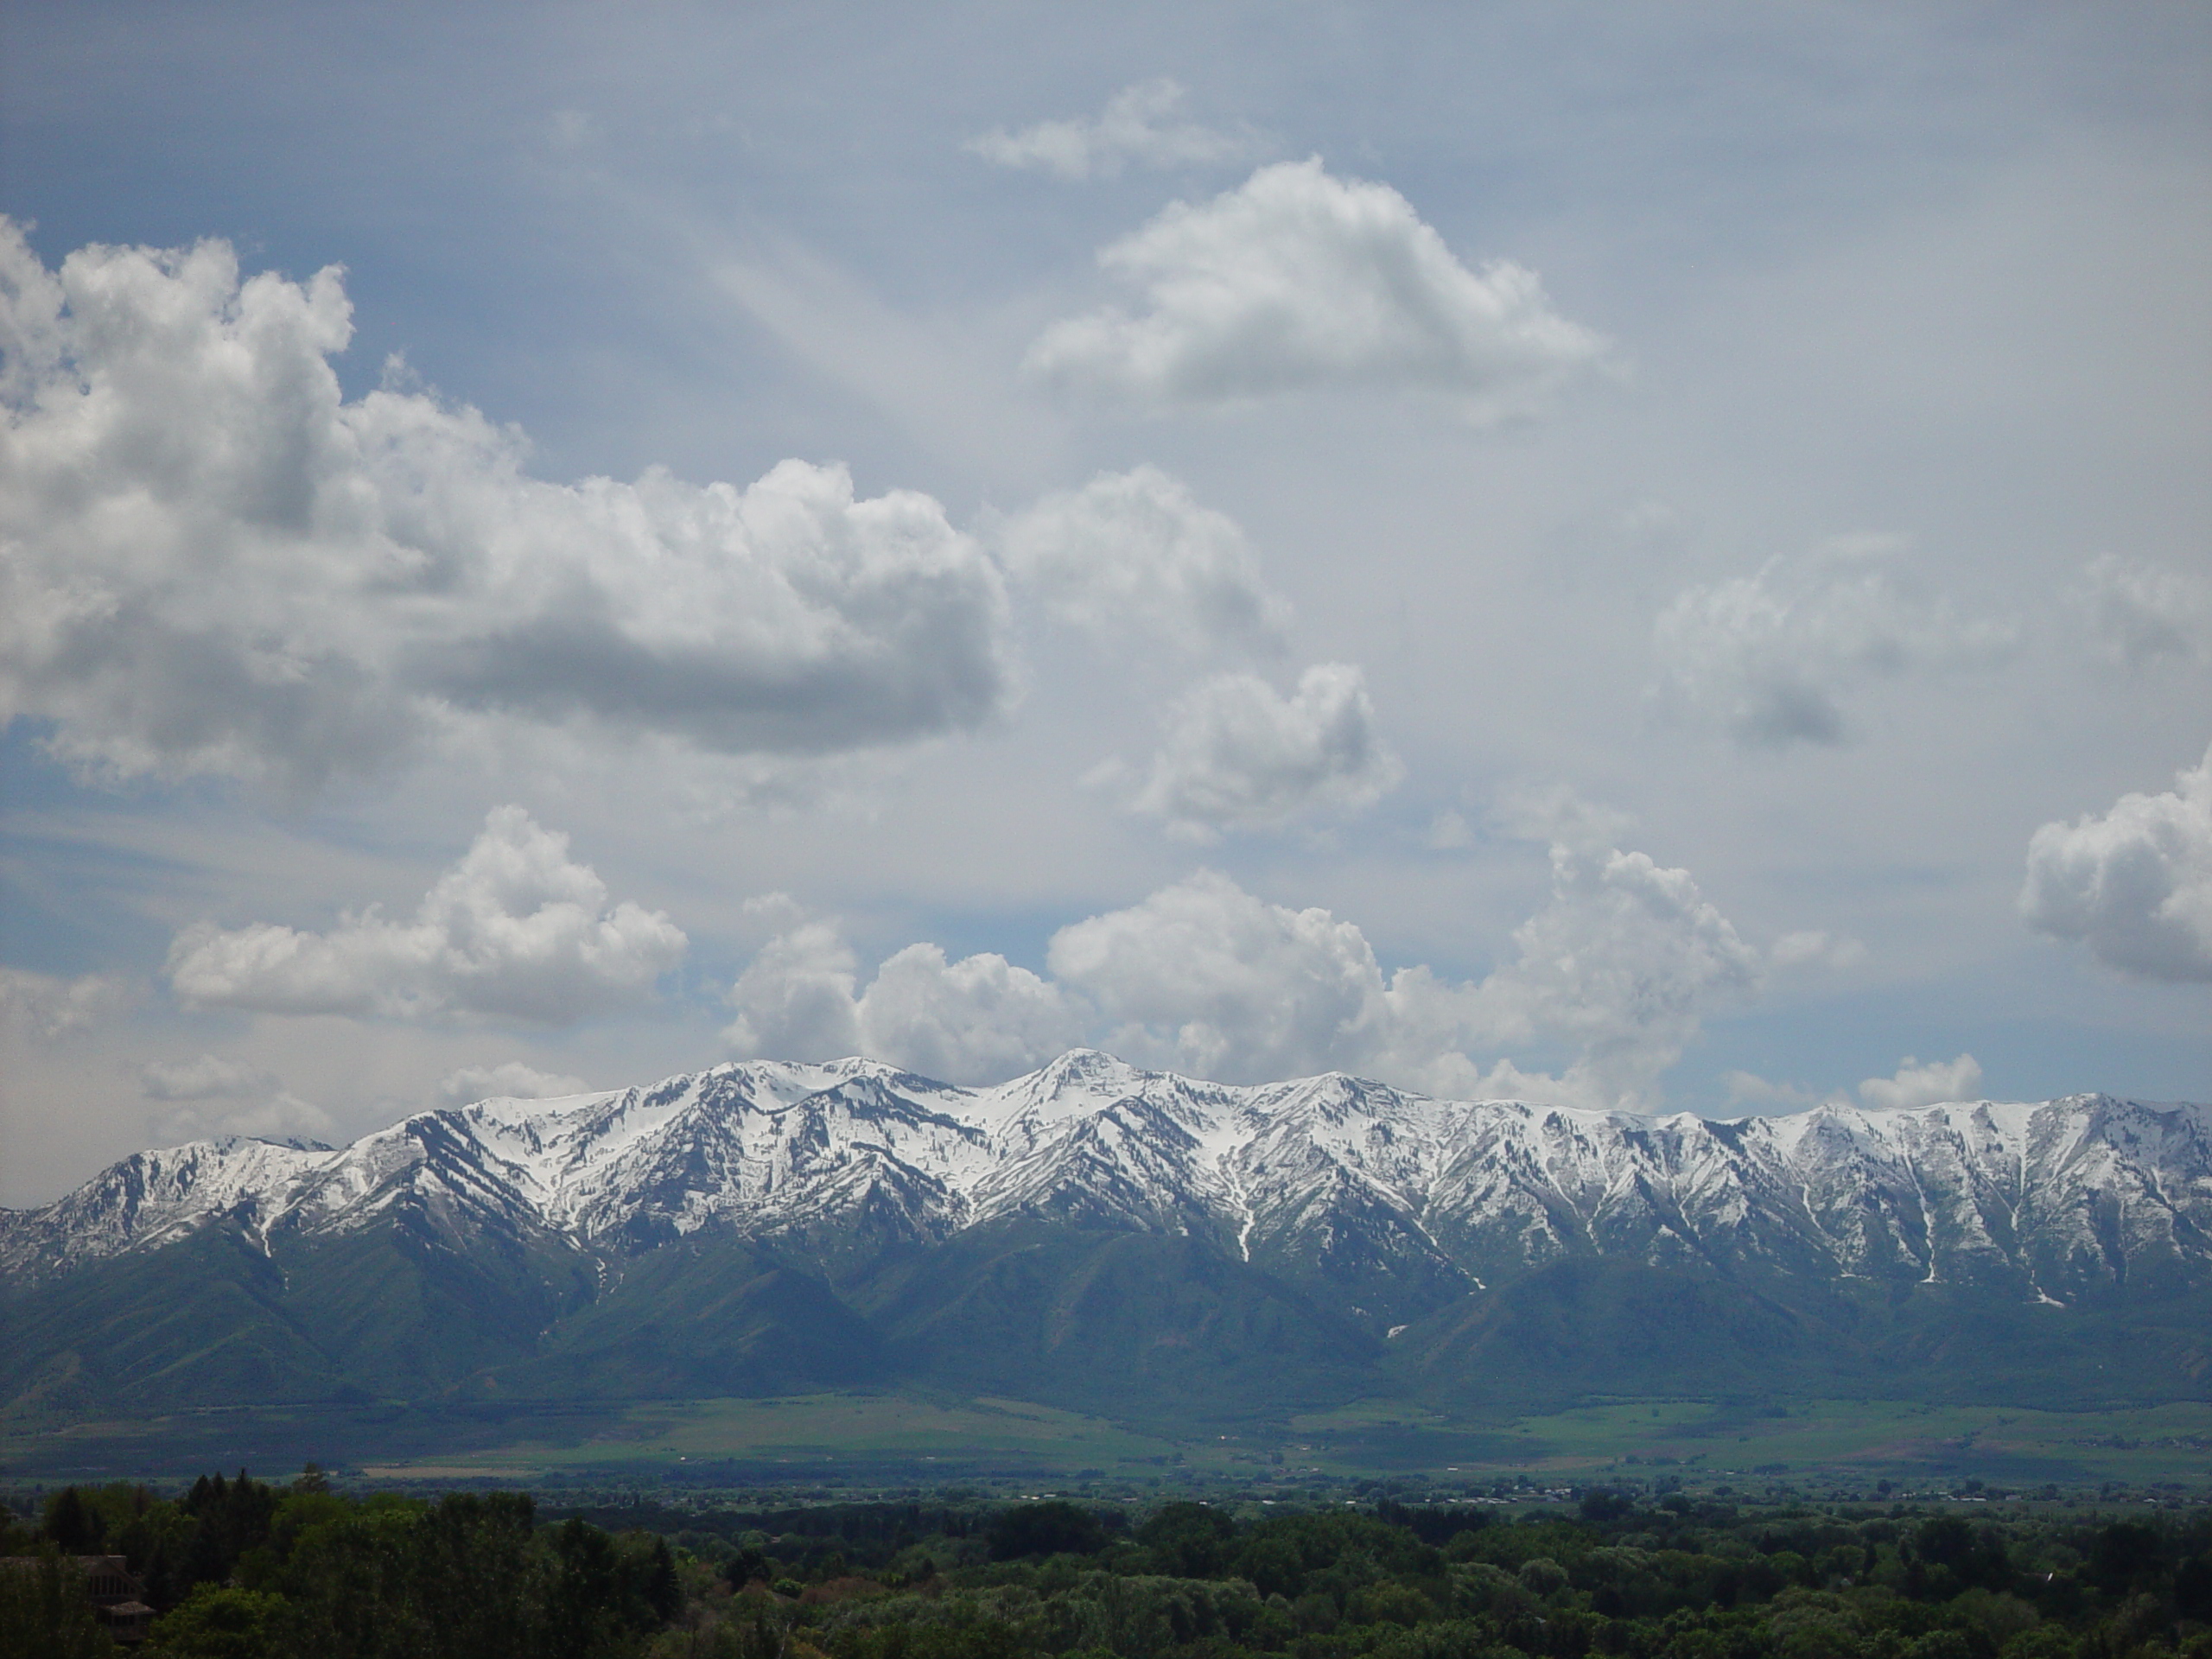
0, 1552, 156, 1643
78, 1554, 156, 1643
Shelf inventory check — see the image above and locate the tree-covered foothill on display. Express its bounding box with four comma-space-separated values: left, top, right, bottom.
3, 1475, 2209, 1658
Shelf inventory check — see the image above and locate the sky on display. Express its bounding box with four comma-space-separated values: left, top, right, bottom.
2, 1, 2208, 1207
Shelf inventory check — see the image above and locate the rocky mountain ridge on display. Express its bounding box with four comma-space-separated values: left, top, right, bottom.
9, 1051, 2207, 1314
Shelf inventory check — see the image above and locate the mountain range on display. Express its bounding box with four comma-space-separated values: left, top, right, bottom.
4, 1052, 2209, 1440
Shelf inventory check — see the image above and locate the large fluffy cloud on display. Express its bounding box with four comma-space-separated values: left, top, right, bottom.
165, 806, 687, 1020
723, 919, 1084, 1084
1044, 871, 1395, 1083
1025, 160, 1606, 416
846, 944, 1088, 1084
1124, 663, 1400, 838
1453, 825, 1765, 1104
2021, 741, 2212, 982
967, 79, 1257, 181
998, 466, 1291, 658
1090, 808, 1767, 1104
1650, 537, 2015, 747
725, 803, 1764, 1106
721, 919, 865, 1062
0, 224, 1012, 791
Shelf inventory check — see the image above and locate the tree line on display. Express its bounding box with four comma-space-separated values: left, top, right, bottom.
3, 1470, 2209, 1657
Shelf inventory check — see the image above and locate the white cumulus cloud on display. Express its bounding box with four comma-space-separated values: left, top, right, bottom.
436, 1060, 592, 1105
723, 921, 1084, 1084
0, 223, 1012, 791
1857, 1053, 1984, 1110
721, 920, 864, 1063
2073, 553, 2212, 671
1123, 663, 1401, 838
2021, 741, 2212, 982
967, 79, 1259, 181
1046, 869, 1396, 1084
1024, 159, 1607, 416
850, 944, 1088, 1083
1048, 826, 1760, 1104
1650, 537, 2016, 747
164, 805, 687, 1021
719, 798, 1765, 1106
1450, 825, 1765, 1106
998, 466, 1291, 658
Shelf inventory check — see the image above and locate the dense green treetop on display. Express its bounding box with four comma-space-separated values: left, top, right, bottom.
2, 1471, 2208, 1659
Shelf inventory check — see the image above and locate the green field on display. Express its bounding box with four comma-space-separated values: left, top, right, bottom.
1489, 1397, 2212, 1486
9, 1391, 2209, 1490
353, 1394, 1184, 1480
266, 1395, 2212, 1491
1272, 1396, 2212, 1487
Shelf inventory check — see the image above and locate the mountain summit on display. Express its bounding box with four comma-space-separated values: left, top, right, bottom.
5, 1052, 2208, 1427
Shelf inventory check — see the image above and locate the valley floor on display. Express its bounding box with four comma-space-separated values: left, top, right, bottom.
8, 1394, 2210, 1497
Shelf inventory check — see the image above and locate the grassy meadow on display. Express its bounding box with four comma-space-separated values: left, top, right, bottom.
12, 1392, 2190, 1491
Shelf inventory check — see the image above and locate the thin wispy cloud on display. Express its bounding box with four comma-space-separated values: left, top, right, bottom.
1649, 537, 2016, 747
0, 969, 127, 1042
967, 79, 1260, 181
714, 238, 1064, 479
2073, 552, 2212, 671
138, 1052, 334, 1142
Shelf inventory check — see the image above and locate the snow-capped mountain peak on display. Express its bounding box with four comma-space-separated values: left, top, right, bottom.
5, 1058, 2207, 1312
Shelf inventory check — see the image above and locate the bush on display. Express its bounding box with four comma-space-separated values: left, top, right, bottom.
149, 1585, 289, 1659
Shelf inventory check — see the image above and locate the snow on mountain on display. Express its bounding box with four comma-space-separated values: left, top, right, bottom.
0, 1135, 335, 1280
5, 1052, 2208, 1306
